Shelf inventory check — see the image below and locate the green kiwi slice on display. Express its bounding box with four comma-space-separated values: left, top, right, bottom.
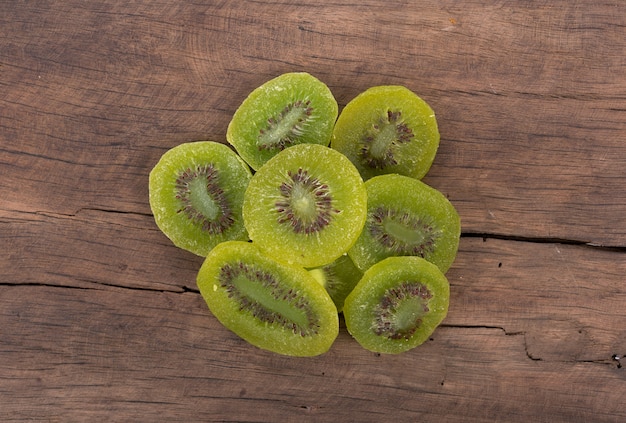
243, 143, 367, 268
196, 240, 339, 357
149, 141, 252, 256
227, 72, 338, 171
308, 254, 363, 313
331, 85, 439, 180
348, 174, 460, 273
343, 256, 450, 354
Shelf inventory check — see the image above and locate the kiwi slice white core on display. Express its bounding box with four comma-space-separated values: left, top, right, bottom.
227, 267, 314, 334
384, 220, 423, 245
373, 283, 432, 340
258, 100, 313, 150
186, 176, 220, 221
369, 119, 403, 158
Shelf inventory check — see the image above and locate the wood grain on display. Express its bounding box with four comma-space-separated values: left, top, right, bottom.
1, 0, 625, 421
2, 236, 626, 422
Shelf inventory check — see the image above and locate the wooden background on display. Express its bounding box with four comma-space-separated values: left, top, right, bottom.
2, 1, 625, 421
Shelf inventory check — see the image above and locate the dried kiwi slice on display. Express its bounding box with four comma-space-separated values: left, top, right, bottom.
308, 254, 363, 313
331, 85, 439, 180
243, 143, 367, 268
343, 256, 450, 354
196, 241, 339, 357
348, 174, 460, 273
227, 72, 338, 170
149, 141, 252, 256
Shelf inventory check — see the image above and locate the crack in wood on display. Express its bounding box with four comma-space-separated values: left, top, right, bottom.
0, 281, 199, 295
442, 325, 624, 367
0, 282, 96, 290
462, 231, 626, 251
73, 207, 154, 219
2, 208, 153, 220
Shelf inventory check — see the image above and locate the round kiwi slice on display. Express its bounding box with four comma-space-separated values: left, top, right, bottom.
243, 143, 367, 268
308, 254, 363, 313
331, 85, 439, 181
196, 240, 339, 357
343, 256, 450, 354
348, 174, 460, 273
149, 141, 252, 256
227, 72, 338, 171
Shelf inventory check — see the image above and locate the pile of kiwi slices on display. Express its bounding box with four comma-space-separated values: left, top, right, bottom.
148, 72, 460, 356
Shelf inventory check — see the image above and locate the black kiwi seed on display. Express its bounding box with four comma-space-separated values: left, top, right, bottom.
219, 261, 321, 337
368, 206, 442, 257
274, 168, 340, 235
373, 281, 433, 340
358, 110, 414, 169
175, 164, 234, 234
258, 100, 314, 151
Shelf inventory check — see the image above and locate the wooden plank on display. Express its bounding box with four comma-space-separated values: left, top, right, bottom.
2, 1, 626, 245
1, 270, 624, 422
0, 208, 202, 292
447, 238, 626, 362
5, 205, 625, 363
1, 236, 625, 421
2, 1, 626, 421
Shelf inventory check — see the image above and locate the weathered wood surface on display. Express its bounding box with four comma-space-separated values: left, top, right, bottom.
1, 1, 625, 421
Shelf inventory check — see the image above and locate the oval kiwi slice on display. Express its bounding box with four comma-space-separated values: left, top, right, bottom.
308, 254, 363, 313
331, 85, 439, 180
348, 174, 460, 273
243, 143, 367, 268
149, 141, 252, 256
196, 241, 339, 357
227, 72, 338, 171
343, 256, 450, 354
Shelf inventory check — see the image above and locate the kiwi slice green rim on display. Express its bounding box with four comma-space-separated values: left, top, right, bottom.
196, 240, 339, 357
227, 72, 338, 171
343, 256, 450, 354
331, 85, 440, 181
348, 174, 460, 274
148, 141, 252, 256
243, 143, 367, 268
